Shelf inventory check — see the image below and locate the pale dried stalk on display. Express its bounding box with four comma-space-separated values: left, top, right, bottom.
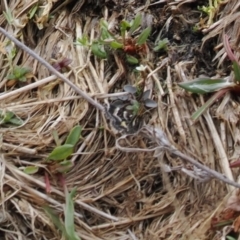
0, 75, 57, 101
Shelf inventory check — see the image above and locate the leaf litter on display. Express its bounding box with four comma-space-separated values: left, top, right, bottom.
0, 0, 240, 239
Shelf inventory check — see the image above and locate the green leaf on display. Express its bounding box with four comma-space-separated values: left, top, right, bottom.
65, 188, 81, 240
99, 19, 114, 40
100, 19, 109, 30
23, 166, 39, 174
123, 85, 137, 94
178, 78, 234, 94
136, 27, 151, 45
43, 206, 68, 238
8, 117, 24, 126
7, 66, 31, 81
65, 125, 82, 146
191, 88, 229, 121
233, 61, 240, 82
48, 144, 74, 161
91, 42, 107, 59
126, 55, 139, 64
120, 20, 131, 36
28, 4, 38, 19
19, 76, 27, 82
129, 14, 142, 34
52, 130, 60, 146
3, 10, 14, 25
0, 111, 23, 126
153, 38, 169, 52
226, 236, 237, 240
144, 99, 158, 108
110, 41, 123, 49
76, 35, 89, 46
57, 160, 73, 173
2, 111, 14, 122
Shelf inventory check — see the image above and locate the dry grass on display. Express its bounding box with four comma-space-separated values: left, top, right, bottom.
0, 0, 240, 239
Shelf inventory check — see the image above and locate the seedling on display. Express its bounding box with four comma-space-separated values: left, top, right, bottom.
197, 0, 223, 27
178, 34, 240, 121
0, 110, 24, 126
7, 65, 31, 82
153, 38, 169, 52
44, 187, 81, 240
52, 58, 72, 72
107, 83, 157, 133
76, 14, 152, 64
47, 125, 82, 173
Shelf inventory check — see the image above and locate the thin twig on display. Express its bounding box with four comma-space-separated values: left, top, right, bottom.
0, 27, 104, 111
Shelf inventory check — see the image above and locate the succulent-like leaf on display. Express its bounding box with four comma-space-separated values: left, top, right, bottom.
178, 78, 234, 94
142, 90, 150, 100
144, 99, 157, 108
112, 100, 125, 108
123, 85, 137, 94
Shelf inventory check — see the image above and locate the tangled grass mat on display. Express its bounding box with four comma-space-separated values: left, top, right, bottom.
1, 0, 240, 239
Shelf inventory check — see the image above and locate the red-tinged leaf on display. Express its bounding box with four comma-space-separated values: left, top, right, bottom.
230, 159, 240, 168
57, 173, 66, 188
178, 78, 234, 94
234, 216, 240, 232
223, 34, 238, 62
52, 58, 72, 71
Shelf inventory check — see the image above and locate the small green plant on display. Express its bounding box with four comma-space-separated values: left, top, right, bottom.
28, 4, 39, 19
153, 38, 169, 52
197, 0, 223, 27
3, 9, 14, 25
178, 34, 240, 121
47, 125, 82, 173
7, 65, 31, 82
0, 110, 24, 126
76, 14, 165, 64
44, 187, 81, 240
